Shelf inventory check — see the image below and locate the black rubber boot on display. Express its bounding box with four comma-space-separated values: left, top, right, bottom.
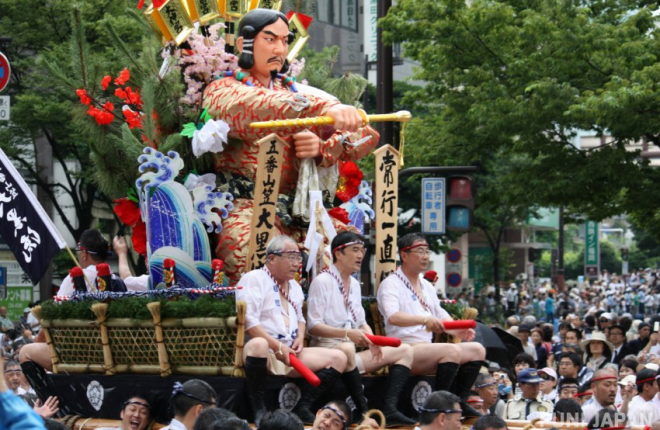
454, 361, 486, 417
244, 356, 268, 426
382, 364, 417, 425
20, 361, 70, 416
435, 362, 460, 392
341, 367, 369, 422
293, 367, 341, 424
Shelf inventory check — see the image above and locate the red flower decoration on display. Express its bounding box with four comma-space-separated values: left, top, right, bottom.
101, 75, 112, 90
124, 87, 143, 109
76, 89, 91, 105
131, 220, 147, 255
328, 207, 350, 225
122, 106, 143, 129
113, 197, 141, 226
335, 161, 363, 202
115, 87, 127, 99
114, 68, 130, 86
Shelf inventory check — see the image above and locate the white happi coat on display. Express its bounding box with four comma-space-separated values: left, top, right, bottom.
307, 265, 366, 343
377, 268, 449, 344
236, 268, 305, 348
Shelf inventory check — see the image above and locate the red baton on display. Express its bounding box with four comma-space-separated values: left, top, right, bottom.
365, 334, 401, 347
442, 320, 477, 330
289, 354, 320, 387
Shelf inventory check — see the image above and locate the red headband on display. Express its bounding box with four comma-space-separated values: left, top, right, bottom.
591, 375, 617, 383
401, 242, 429, 252
575, 392, 593, 397
332, 240, 365, 252
637, 377, 656, 385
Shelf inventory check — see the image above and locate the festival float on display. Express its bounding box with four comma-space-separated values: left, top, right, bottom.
19, 1, 485, 428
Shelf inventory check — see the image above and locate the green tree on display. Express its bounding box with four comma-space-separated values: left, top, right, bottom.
0, 0, 144, 241
380, 0, 660, 241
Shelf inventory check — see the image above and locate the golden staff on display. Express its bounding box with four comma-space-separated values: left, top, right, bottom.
249, 109, 412, 166
249, 109, 412, 129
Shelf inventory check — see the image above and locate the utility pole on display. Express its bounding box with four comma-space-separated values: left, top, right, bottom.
557, 206, 565, 292
376, 0, 394, 148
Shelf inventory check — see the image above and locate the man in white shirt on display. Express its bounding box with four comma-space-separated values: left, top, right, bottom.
377, 233, 487, 416
627, 368, 660, 425
413, 390, 464, 430
57, 229, 126, 296
582, 369, 618, 423
236, 235, 347, 425
162, 380, 216, 430
97, 396, 151, 430
307, 231, 415, 424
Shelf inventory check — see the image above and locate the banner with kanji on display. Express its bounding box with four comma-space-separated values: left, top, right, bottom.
0, 149, 66, 284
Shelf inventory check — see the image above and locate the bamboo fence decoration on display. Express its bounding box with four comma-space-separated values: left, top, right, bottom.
34, 299, 248, 377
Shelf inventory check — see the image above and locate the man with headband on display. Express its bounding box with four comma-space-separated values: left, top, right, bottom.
558, 377, 580, 400
626, 368, 659, 425
97, 396, 151, 430
308, 400, 352, 430
377, 233, 487, 417
202, 8, 379, 282
236, 235, 347, 424
474, 373, 505, 417
414, 390, 464, 430
582, 369, 619, 423
307, 231, 416, 424
162, 380, 217, 430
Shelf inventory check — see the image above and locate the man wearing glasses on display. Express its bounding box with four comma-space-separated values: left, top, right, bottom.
606, 325, 634, 367
307, 231, 416, 424
503, 368, 553, 420
236, 235, 347, 425
414, 390, 464, 430
377, 233, 487, 417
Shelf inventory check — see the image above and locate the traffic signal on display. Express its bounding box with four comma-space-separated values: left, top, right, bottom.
621, 248, 629, 261
445, 176, 475, 231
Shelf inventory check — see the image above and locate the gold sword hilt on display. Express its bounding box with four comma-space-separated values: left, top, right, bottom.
249, 109, 412, 129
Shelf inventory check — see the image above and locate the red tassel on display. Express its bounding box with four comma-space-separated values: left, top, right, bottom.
137, 0, 145, 9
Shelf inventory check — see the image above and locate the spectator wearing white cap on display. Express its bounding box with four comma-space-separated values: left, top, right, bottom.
538, 367, 558, 403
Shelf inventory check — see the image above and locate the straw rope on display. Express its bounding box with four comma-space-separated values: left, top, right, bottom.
148, 302, 171, 377
91, 303, 116, 375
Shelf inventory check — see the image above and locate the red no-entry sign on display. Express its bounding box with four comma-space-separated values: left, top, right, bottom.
0, 53, 10, 93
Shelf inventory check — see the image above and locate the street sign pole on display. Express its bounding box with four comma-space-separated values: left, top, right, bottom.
0, 266, 6, 299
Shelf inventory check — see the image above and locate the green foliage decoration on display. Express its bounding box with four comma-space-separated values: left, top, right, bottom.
38, 294, 237, 321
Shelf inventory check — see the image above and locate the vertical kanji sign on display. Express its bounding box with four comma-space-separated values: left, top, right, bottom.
374, 144, 399, 291
246, 133, 285, 271
584, 220, 599, 279
0, 149, 66, 284
421, 177, 446, 235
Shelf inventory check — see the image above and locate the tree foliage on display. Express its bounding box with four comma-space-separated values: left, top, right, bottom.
381, 0, 660, 241
0, 0, 145, 240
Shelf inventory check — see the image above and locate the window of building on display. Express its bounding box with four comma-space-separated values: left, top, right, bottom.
316, 0, 359, 32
